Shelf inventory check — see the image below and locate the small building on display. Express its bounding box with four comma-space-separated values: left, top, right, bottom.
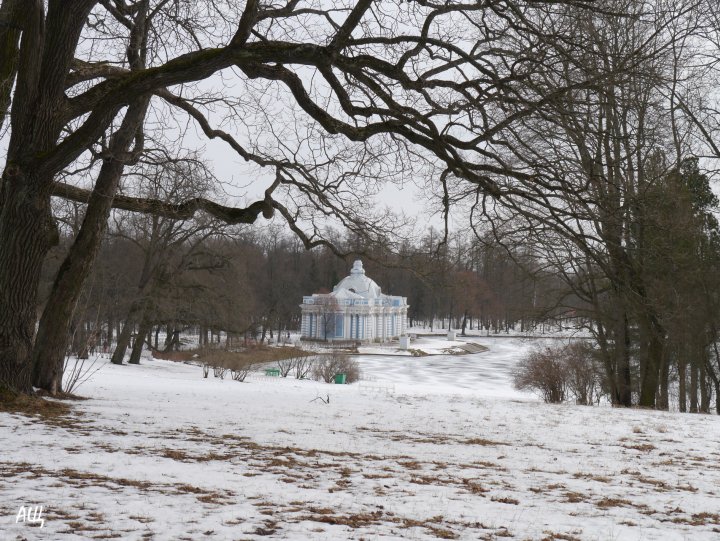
300, 260, 408, 342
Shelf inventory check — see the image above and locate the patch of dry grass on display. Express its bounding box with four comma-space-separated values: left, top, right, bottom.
0, 388, 73, 419
155, 345, 311, 368
541, 531, 583, 541
595, 497, 632, 509
491, 496, 519, 505
462, 479, 489, 494
670, 512, 720, 526
299, 510, 384, 528
563, 492, 587, 503
572, 472, 611, 483
463, 437, 507, 446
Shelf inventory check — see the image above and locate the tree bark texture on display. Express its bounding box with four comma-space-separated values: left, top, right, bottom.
0, 175, 57, 392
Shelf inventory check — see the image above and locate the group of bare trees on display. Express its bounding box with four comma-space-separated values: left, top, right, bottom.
1, 0, 720, 414
42, 216, 564, 359
463, 1, 720, 411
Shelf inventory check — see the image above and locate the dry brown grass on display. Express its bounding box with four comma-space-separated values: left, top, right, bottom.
622, 442, 656, 452
299, 510, 384, 528
459, 478, 488, 495
541, 532, 583, 541
160, 448, 189, 461
425, 525, 459, 539
362, 472, 393, 479
464, 437, 506, 446
633, 474, 668, 490
671, 512, 720, 525
595, 497, 632, 508
491, 496, 519, 505
128, 515, 154, 524
155, 345, 311, 368
196, 491, 235, 505
563, 492, 587, 503
0, 388, 73, 419
572, 472, 611, 483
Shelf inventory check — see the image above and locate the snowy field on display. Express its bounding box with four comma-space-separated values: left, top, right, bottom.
2, 337, 720, 540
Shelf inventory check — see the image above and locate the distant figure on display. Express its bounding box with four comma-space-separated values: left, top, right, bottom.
103, 341, 109, 354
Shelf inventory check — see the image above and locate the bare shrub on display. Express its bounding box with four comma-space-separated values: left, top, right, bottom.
231, 365, 253, 382
563, 342, 603, 405
213, 366, 228, 379
199, 348, 255, 382
277, 353, 315, 378
277, 356, 297, 377
294, 355, 315, 379
63, 354, 103, 394
513, 346, 567, 403
513, 342, 604, 404
312, 351, 360, 383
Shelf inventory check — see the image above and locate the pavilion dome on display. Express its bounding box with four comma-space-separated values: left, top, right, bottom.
333, 260, 382, 299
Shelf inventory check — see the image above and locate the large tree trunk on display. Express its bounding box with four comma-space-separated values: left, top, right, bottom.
31, 99, 149, 393
164, 324, 172, 350
128, 316, 153, 365
678, 355, 687, 413
699, 361, 710, 414
171, 328, 181, 351
638, 338, 661, 408
111, 321, 134, 365
111, 301, 146, 365
0, 0, 122, 393
106, 318, 113, 351
638, 319, 663, 409
689, 358, 698, 413
0, 176, 58, 393
612, 310, 632, 407
657, 346, 669, 411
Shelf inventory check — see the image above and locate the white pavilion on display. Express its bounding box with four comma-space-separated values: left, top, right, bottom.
300, 260, 408, 342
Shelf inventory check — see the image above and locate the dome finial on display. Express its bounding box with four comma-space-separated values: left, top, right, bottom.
351, 259, 365, 275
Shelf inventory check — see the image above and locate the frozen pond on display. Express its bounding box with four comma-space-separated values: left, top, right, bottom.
355, 336, 550, 399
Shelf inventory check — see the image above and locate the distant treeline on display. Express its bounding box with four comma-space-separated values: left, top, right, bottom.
40, 216, 575, 361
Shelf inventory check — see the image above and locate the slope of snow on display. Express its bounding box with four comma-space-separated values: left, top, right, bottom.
2, 337, 719, 540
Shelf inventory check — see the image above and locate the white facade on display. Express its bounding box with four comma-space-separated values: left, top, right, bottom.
300, 260, 408, 342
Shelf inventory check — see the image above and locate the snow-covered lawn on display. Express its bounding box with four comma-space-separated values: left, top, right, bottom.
2, 337, 720, 540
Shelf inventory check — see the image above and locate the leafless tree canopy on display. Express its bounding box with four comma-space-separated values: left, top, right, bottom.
2, 0, 720, 399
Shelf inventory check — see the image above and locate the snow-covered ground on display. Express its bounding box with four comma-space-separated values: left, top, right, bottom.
406, 324, 593, 339
357, 338, 529, 399
2, 337, 720, 540
357, 335, 486, 356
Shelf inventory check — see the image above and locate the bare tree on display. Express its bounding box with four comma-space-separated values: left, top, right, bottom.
109, 157, 222, 365
461, 0, 719, 409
